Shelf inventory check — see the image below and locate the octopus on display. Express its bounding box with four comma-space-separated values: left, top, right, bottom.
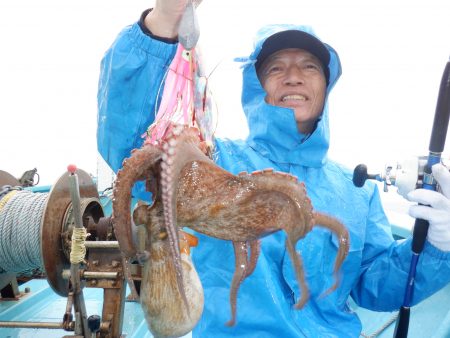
133, 200, 204, 338
112, 124, 350, 333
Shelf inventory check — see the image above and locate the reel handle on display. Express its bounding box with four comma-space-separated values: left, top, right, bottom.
352, 164, 382, 188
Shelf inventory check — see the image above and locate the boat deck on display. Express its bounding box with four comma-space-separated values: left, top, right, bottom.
0, 278, 449, 337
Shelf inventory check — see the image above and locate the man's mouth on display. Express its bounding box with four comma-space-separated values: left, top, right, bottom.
281, 94, 306, 102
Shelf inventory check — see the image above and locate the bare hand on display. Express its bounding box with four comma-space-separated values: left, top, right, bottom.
145, 0, 190, 39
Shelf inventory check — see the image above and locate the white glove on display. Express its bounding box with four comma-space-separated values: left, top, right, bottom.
407, 163, 450, 252
408, 164, 450, 251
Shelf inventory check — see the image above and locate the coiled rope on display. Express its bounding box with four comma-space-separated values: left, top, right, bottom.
0, 190, 47, 274
0, 189, 19, 211
70, 227, 88, 264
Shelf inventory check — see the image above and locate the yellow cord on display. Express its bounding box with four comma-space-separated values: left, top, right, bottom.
70, 227, 88, 264
0, 190, 18, 213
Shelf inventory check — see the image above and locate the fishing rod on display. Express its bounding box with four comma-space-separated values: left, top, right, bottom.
353, 57, 450, 337
392, 57, 450, 337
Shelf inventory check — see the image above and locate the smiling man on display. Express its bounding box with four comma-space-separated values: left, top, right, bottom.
97, 1, 450, 336
256, 30, 329, 134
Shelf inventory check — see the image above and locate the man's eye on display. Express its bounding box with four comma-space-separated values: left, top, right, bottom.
305, 63, 323, 72
305, 63, 320, 70
267, 66, 282, 73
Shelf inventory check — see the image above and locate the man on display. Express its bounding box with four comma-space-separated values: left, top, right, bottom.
97, 1, 450, 336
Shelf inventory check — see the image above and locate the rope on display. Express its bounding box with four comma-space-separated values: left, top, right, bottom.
0, 190, 47, 274
0, 190, 19, 212
360, 312, 399, 338
70, 227, 88, 264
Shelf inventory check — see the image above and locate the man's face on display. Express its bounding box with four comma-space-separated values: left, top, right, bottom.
258, 48, 327, 134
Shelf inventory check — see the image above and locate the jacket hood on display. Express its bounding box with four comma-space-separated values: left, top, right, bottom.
237, 24, 342, 167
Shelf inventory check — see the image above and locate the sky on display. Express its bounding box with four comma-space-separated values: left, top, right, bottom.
1, 0, 450, 195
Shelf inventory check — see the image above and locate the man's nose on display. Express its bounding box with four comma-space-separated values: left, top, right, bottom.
284, 67, 305, 85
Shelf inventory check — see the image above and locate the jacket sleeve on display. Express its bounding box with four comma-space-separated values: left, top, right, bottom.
351, 185, 450, 311
97, 21, 178, 173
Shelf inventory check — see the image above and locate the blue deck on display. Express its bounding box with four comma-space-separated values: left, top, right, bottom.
0, 278, 449, 337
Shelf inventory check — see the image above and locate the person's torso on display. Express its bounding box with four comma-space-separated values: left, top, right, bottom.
191, 138, 370, 338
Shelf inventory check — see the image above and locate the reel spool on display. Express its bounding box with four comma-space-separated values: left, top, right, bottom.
40, 168, 104, 297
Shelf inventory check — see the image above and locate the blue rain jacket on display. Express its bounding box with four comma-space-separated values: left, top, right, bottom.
97, 21, 450, 337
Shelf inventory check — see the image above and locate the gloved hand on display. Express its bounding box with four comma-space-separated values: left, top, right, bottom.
407, 163, 450, 252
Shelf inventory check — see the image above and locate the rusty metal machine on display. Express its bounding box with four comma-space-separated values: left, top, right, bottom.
0, 167, 138, 338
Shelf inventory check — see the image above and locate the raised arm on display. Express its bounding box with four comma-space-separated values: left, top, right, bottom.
97, 2, 192, 174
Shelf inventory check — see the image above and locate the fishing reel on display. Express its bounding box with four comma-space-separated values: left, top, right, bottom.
352, 156, 434, 198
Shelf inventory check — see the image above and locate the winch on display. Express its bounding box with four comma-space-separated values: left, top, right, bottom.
0, 167, 139, 338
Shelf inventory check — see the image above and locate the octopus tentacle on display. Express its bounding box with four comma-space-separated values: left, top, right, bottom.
225, 240, 261, 327
160, 125, 213, 316
244, 240, 260, 278
112, 144, 162, 257
285, 235, 309, 309
313, 212, 350, 294
225, 241, 248, 327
